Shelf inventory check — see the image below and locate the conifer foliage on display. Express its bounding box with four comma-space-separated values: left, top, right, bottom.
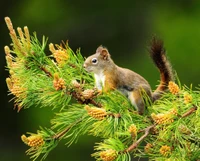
4, 17, 200, 161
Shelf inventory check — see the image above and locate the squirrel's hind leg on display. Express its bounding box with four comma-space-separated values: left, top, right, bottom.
128, 90, 145, 115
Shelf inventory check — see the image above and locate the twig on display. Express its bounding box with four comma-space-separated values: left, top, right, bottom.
88, 99, 103, 107
52, 118, 82, 140
40, 66, 53, 78
123, 124, 156, 153
107, 113, 121, 118
182, 105, 197, 118
52, 126, 71, 140
70, 90, 102, 108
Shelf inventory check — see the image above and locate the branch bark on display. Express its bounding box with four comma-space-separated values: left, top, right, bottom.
182, 105, 197, 118
123, 124, 156, 153
52, 118, 82, 140
70, 89, 102, 108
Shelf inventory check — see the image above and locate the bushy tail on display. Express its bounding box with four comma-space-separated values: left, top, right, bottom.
149, 36, 174, 101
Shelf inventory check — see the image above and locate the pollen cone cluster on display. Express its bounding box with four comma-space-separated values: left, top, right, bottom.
53, 73, 66, 90
151, 108, 177, 124
128, 124, 137, 138
5, 17, 31, 55
159, 145, 171, 156
85, 105, 107, 120
100, 149, 117, 161
183, 93, 193, 104
6, 75, 26, 112
168, 81, 180, 95
144, 143, 153, 153
21, 134, 44, 147
6, 77, 27, 99
49, 43, 69, 65
5, 44, 26, 102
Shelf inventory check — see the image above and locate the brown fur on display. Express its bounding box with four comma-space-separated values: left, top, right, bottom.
83, 37, 173, 114
104, 69, 118, 91
131, 90, 145, 115
149, 36, 174, 101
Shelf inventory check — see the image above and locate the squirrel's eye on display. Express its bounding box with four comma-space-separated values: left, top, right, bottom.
92, 58, 98, 64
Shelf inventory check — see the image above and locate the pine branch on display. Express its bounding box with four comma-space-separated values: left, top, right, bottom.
4, 17, 200, 161
40, 66, 53, 78
123, 124, 156, 153
69, 88, 102, 107
52, 118, 83, 140
181, 105, 197, 118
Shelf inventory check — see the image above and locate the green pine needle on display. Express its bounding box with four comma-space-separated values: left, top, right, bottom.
4, 17, 200, 161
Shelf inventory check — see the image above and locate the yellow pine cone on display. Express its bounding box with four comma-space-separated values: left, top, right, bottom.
128, 124, 137, 138
159, 145, 171, 157
54, 50, 69, 64
151, 113, 173, 124
49, 43, 69, 65
169, 108, 178, 116
183, 93, 192, 104
5, 17, 14, 31
6, 77, 27, 99
5, 46, 14, 68
85, 105, 107, 120
24, 26, 31, 50
168, 81, 180, 95
151, 107, 178, 124
6, 78, 13, 92
5, 55, 13, 68
82, 89, 95, 99
53, 73, 66, 90
100, 149, 117, 161
6, 74, 27, 112
21, 134, 44, 147
144, 143, 153, 153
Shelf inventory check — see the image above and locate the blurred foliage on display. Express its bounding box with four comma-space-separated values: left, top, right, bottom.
1, 0, 200, 161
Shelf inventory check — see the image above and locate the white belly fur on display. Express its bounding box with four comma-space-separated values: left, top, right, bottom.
94, 72, 105, 90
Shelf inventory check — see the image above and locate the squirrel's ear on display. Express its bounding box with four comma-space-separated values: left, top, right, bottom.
100, 49, 110, 60
96, 45, 104, 53
96, 45, 110, 60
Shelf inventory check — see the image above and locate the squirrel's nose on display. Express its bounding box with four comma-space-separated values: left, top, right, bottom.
83, 63, 87, 68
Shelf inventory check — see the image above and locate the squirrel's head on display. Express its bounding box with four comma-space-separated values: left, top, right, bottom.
83, 46, 112, 73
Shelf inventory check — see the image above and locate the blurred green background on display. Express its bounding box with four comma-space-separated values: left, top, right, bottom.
1, 0, 200, 161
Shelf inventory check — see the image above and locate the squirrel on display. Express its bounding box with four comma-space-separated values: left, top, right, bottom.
83, 37, 174, 114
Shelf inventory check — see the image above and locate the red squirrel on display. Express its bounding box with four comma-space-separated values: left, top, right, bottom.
83, 37, 174, 114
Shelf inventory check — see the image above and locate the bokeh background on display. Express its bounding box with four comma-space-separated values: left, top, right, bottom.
1, 0, 200, 160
